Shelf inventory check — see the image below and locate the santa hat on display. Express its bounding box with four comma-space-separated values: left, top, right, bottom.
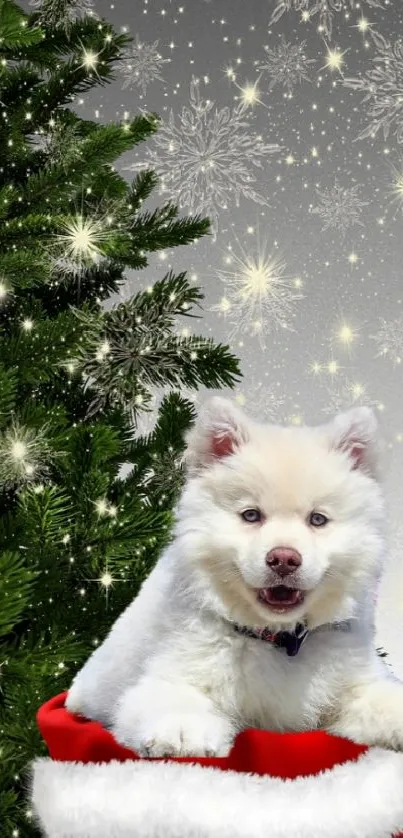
29, 692, 403, 838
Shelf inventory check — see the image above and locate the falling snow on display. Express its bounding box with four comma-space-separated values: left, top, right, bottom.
258, 37, 315, 94
344, 32, 403, 143
311, 180, 368, 235
210, 241, 303, 349
119, 36, 170, 94
125, 77, 281, 240
372, 317, 403, 366
270, 0, 383, 41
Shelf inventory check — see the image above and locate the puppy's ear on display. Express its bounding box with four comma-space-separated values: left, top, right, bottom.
325, 406, 381, 478
181, 396, 252, 476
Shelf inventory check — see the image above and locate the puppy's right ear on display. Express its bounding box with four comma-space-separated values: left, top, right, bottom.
181, 396, 252, 476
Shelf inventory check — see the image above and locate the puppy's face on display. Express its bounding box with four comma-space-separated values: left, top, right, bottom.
176, 398, 385, 629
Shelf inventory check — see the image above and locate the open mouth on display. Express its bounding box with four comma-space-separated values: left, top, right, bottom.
257, 586, 305, 612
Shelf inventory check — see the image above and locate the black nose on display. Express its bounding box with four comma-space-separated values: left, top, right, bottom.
265, 547, 302, 577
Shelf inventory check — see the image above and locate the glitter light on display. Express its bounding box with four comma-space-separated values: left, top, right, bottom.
22, 318, 34, 331
80, 48, 100, 71
0, 281, 8, 301
327, 360, 339, 375
0, 423, 53, 486
357, 17, 370, 33
324, 48, 347, 73
337, 324, 356, 346
94, 498, 109, 516
55, 215, 109, 270
211, 236, 303, 349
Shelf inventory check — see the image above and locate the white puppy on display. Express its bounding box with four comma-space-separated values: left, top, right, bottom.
66, 397, 403, 758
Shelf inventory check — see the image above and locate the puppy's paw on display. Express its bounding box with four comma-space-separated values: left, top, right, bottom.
113, 711, 235, 758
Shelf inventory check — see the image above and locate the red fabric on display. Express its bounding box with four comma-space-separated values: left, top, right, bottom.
38, 691, 369, 778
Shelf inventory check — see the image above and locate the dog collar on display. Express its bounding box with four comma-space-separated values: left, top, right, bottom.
232, 621, 309, 657
232, 618, 353, 657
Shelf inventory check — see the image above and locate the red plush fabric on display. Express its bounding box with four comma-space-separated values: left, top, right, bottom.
37, 691, 370, 779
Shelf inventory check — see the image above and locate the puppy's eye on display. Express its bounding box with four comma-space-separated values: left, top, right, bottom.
241, 508, 262, 523
309, 512, 329, 527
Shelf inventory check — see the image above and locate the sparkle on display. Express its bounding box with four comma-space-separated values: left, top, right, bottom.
0, 281, 8, 300
0, 423, 53, 487
99, 571, 113, 587
321, 374, 374, 416
338, 324, 356, 346
310, 361, 322, 375
211, 236, 303, 349
324, 48, 347, 74
55, 215, 108, 270
22, 318, 34, 331
327, 360, 339, 375
357, 17, 370, 32
81, 48, 99, 70
348, 251, 358, 264
237, 79, 263, 109
95, 339, 111, 361
94, 498, 109, 516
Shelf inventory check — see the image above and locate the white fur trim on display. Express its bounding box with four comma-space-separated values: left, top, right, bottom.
29, 749, 403, 838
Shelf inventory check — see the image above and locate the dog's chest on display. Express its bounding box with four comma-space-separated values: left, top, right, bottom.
200, 629, 352, 731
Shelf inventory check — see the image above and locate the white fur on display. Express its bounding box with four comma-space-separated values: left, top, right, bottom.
66, 397, 403, 758
30, 748, 403, 838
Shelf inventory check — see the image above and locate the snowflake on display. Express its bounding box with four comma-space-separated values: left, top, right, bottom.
344, 32, 403, 143
125, 77, 281, 240
258, 37, 315, 94
29, 0, 96, 30
311, 180, 368, 236
231, 378, 285, 424
210, 240, 303, 350
321, 375, 375, 416
371, 317, 403, 366
118, 36, 170, 94
270, 0, 383, 41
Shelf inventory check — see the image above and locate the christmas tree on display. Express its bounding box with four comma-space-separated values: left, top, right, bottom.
0, 0, 241, 833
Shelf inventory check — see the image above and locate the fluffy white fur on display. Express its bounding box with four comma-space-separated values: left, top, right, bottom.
29, 748, 403, 838
65, 397, 403, 759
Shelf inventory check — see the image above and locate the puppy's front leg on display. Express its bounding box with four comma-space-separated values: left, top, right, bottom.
328, 673, 403, 751
112, 676, 237, 758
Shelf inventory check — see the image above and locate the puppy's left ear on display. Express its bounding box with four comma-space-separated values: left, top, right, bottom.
326, 406, 382, 478
181, 396, 253, 476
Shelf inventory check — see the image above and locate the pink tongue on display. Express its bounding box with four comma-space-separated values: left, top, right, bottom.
262, 586, 299, 604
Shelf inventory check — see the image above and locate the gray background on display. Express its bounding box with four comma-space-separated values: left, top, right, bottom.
31, 0, 403, 674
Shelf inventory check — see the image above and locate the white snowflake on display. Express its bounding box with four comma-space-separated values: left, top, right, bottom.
321, 375, 375, 416
344, 32, 403, 143
210, 240, 303, 349
258, 37, 315, 94
125, 78, 281, 240
29, 0, 96, 30
372, 317, 403, 366
231, 378, 285, 423
311, 180, 368, 235
119, 36, 170, 94
270, 0, 383, 41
